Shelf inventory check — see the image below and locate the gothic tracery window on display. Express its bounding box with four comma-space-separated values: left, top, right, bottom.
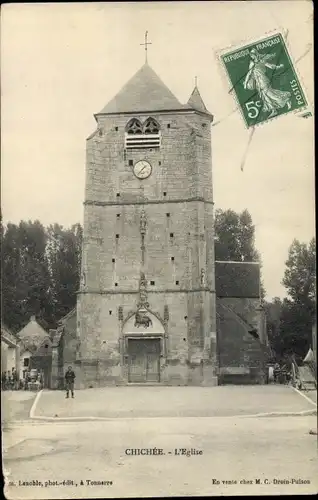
143, 117, 160, 134
125, 117, 161, 149
126, 118, 143, 135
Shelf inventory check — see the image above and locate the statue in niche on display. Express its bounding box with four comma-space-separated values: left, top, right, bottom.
135, 271, 152, 328
138, 272, 149, 308
200, 268, 206, 286
140, 210, 147, 235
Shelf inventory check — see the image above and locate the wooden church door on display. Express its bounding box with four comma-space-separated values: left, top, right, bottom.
128, 338, 160, 383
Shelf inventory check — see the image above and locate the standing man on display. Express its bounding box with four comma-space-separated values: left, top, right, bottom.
65, 366, 76, 399
12, 368, 18, 390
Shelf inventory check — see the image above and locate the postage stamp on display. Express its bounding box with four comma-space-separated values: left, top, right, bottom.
219, 32, 308, 128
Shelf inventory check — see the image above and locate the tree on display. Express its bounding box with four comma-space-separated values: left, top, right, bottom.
267, 238, 316, 361
214, 209, 259, 262
2, 220, 52, 332
282, 238, 316, 312
2, 220, 83, 332
214, 208, 265, 297
264, 297, 283, 355
46, 223, 82, 322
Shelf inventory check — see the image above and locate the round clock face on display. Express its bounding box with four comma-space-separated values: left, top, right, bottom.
133, 160, 152, 179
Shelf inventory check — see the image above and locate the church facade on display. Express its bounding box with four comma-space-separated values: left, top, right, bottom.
51, 63, 268, 389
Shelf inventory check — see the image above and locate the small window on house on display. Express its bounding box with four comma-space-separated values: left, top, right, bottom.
163, 192, 167, 196
115, 283, 118, 287
150, 281, 155, 286
167, 124, 171, 129
116, 193, 120, 197
176, 280, 179, 285
116, 214, 120, 218
171, 257, 174, 261
170, 233, 174, 238
129, 160, 133, 166
112, 258, 115, 263
44, 344, 48, 348
23, 358, 29, 367
115, 126, 118, 131
184, 316, 188, 320
166, 213, 170, 217
116, 234, 119, 239
109, 310, 112, 315
159, 161, 161, 166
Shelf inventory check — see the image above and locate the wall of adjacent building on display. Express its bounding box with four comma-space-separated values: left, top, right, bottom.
1, 342, 18, 373
217, 297, 266, 384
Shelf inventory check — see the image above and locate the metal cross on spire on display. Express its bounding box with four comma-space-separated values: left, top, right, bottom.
140, 31, 152, 63
195, 76, 198, 87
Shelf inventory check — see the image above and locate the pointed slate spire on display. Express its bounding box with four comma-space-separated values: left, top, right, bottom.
97, 63, 186, 115
187, 86, 209, 113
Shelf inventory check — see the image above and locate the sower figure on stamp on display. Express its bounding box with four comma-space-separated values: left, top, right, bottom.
65, 366, 76, 398
243, 48, 292, 119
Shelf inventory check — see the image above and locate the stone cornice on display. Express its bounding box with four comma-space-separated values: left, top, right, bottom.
84, 197, 214, 207
77, 288, 216, 295
94, 108, 213, 121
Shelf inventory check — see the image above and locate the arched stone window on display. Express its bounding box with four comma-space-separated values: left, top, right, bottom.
126, 118, 143, 135
143, 117, 160, 134
125, 117, 161, 149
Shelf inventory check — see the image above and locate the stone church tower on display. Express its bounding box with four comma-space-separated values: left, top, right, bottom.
75, 62, 218, 387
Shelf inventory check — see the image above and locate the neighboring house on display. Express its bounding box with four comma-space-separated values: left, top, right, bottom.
17, 315, 48, 346
215, 261, 269, 384
19, 342, 37, 380
1, 323, 20, 374
17, 316, 53, 387
31, 336, 53, 388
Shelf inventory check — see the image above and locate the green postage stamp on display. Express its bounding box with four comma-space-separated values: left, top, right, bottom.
220, 32, 308, 128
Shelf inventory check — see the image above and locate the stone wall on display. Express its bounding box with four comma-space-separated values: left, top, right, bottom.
217, 297, 266, 384
77, 109, 217, 387
77, 289, 217, 388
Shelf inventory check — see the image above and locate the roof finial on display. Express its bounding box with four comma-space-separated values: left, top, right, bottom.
195, 76, 198, 87
140, 31, 152, 64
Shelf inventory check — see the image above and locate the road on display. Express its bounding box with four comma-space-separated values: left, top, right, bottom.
2, 386, 318, 499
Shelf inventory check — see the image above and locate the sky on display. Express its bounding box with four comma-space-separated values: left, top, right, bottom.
1, 1, 314, 300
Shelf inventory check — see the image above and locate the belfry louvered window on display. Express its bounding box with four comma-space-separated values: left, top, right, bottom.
125, 117, 161, 149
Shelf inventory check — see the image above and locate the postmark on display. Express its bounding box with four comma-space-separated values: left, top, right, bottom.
219, 32, 308, 128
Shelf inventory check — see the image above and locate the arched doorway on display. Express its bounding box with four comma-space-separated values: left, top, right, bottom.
122, 310, 165, 383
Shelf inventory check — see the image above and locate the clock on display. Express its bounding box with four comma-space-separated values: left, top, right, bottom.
133, 160, 152, 179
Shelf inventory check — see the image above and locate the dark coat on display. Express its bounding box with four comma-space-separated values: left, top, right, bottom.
65, 370, 75, 382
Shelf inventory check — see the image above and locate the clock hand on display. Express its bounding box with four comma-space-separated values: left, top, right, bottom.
139, 165, 147, 174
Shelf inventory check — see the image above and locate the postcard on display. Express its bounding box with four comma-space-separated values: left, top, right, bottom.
1, 1, 316, 498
